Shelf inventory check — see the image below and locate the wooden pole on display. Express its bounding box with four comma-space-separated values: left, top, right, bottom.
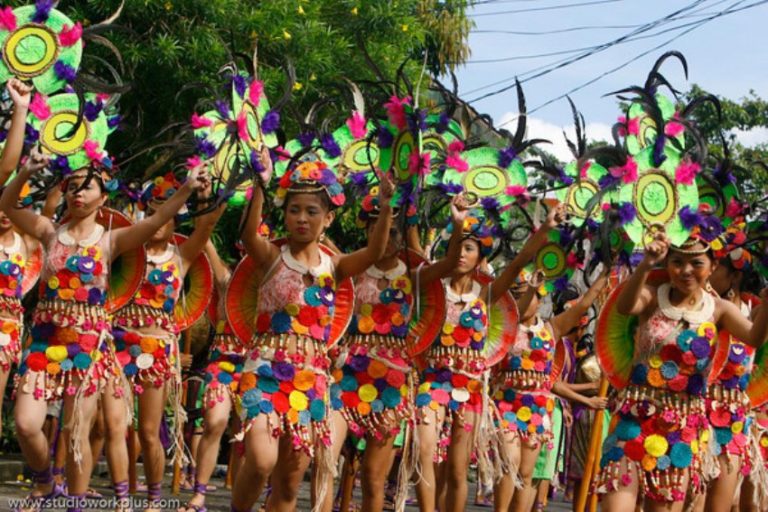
171, 329, 193, 495
574, 378, 609, 512
127, 425, 137, 493
226, 445, 235, 489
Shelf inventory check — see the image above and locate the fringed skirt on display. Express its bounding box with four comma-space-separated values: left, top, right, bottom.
204, 334, 246, 410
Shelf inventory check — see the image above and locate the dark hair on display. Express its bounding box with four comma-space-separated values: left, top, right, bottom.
283, 184, 331, 211
552, 285, 580, 316
64, 168, 107, 194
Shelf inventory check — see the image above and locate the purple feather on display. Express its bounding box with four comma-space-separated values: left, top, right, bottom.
377, 126, 393, 148
232, 75, 247, 98
195, 137, 217, 158
83, 101, 103, 122
436, 112, 450, 134
713, 164, 736, 186
249, 151, 265, 175
598, 173, 621, 189
617, 202, 636, 226
24, 125, 39, 146
33, 0, 53, 22
585, 218, 599, 232
349, 171, 369, 193
480, 196, 500, 212
0, 130, 6, 143
554, 276, 570, 292
437, 183, 463, 194
678, 206, 701, 230
491, 225, 505, 237
320, 133, 341, 158
652, 134, 667, 167
297, 132, 315, 148
107, 115, 122, 129
54, 61, 77, 83
407, 109, 427, 133
498, 147, 517, 168
50, 155, 71, 175
215, 100, 230, 118
261, 110, 280, 134
699, 215, 724, 242
560, 227, 573, 247
558, 167, 574, 186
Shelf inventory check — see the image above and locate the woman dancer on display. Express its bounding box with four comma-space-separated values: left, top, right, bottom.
414, 204, 566, 512
179, 240, 244, 512
1, 144, 207, 510
493, 269, 609, 512
230, 160, 394, 512
597, 228, 768, 512
322, 189, 470, 512
112, 170, 225, 511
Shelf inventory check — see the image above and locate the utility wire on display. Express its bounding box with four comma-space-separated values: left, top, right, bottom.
470, 0, 626, 16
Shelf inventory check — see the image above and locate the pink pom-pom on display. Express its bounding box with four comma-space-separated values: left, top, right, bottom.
725, 198, 743, 218
601, 203, 611, 211
506, 185, 526, 196
84, 140, 103, 161
384, 95, 411, 130
191, 113, 212, 129
248, 80, 264, 107
627, 117, 640, 135
408, 151, 430, 176
0, 7, 16, 32
675, 160, 701, 185
29, 93, 51, 121
58, 22, 82, 47
445, 153, 468, 173
609, 157, 638, 184
346, 111, 367, 139
580, 161, 592, 179
447, 140, 465, 153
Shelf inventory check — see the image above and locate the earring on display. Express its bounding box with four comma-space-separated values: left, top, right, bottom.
705, 281, 714, 294
319, 232, 326, 242
727, 288, 736, 299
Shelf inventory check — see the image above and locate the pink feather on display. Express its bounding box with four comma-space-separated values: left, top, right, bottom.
579, 161, 592, 179
445, 153, 468, 173
248, 80, 264, 107
237, 112, 249, 141
186, 155, 202, 169
506, 185, 526, 196
84, 140, 103, 162
29, 93, 51, 121
725, 198, 743, 218
191, 113, 212, 129
665, 121, 685, 137
627, 117, 640, 136
346, 111, 367, 139
0, 7, 16, 32
447, 140, 464, 153
408, 151, 430, 176
675, 160, 701, 185
384, 95, 410, 130
616, 116, 628, 137
59, 22, 82, 47
609, 157, 638, 184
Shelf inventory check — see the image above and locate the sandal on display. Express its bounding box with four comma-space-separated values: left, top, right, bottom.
15, 468, 64, 512
178, 482, 208, 512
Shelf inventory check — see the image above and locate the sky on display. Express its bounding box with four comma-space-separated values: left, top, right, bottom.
452, 0, 768, 162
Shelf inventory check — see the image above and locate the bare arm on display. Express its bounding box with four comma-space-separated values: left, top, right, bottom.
552, 381, 608, 409
490, 204, 566, 304
203, 240, 231, 287
180, 175, 226, 271
241, 147, 279, 267
0, 79, 32, 182
551, 272, 609, 339
719, 296, 768, 349
415, 195, 470, 286
0, 154, 55, 242
111, 167, 206, 259
335, 174, 394, 282
406, 224, 425, 258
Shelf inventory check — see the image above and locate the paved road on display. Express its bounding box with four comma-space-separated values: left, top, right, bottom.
0, 474, 574, 511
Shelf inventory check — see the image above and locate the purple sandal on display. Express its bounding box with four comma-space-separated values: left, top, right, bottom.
15, 468, 65, 512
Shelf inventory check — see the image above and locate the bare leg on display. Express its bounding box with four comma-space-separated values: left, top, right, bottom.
493, 432, 520, 512
102, 380, 130, 509
415, 406, 446, 512
360, 434, 397, 512
509, 438, 542, 512
137, 383, 167, 511
179, 395, 233, 511
230, 415, 279, 511
534, 479, 550, 509
315, 410, 348, 512
62, 389, 100, 497
443, 411, 477, 512
739, 473, 766, 512
266, 434, 313, 512
704, 454, 742, 512
0, 366, 9, 438
89, 406, 106, 470
14, 380, 53, 499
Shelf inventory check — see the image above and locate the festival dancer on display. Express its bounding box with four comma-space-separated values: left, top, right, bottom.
1, 143, 208, 510
0, 79, 40, 443
179, 240, 244, 512
111, 168, 225, 511
321, 188, 470, 512
702, 225, 767, 512
493, 269, 609, 512
230, 158, 394, 512
413, 204, 566, 512
596, 227, 768, 512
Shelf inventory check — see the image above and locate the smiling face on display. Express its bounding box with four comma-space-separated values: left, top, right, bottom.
666, 243, 717, 296
0, 210, 12, 231
284, 192, 334, 243
64, 172, 107, 218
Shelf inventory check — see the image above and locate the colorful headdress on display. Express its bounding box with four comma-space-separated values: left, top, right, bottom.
274, 160, 345, 208
349, 170, 417, 227
191, 57, 280, 205
138, 172, 184, 211
712, 219, 751, 269
0, 2, 83, 95
434, 208, 499, 259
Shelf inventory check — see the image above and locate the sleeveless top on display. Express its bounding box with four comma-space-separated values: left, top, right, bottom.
628, 283, 717, 397
253, 245, 336, 344
114, 245, 183, 334
0, 232, 27, 318
349, 259, 413, 339
426, 278, 488, 376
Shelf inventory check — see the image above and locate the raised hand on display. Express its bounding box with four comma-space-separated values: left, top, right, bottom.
545, 202, 567, 228
7, 78, 32, 109
22, 148, 48, 175
643, 230, 670, 267
185, 165, 207, 192
256, 145, 273, 186
378, 171, 394, 202
450, 193, 471, 225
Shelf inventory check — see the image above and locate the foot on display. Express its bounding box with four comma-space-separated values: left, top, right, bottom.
177, 493, 206, 512
16, 481, 60, 512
